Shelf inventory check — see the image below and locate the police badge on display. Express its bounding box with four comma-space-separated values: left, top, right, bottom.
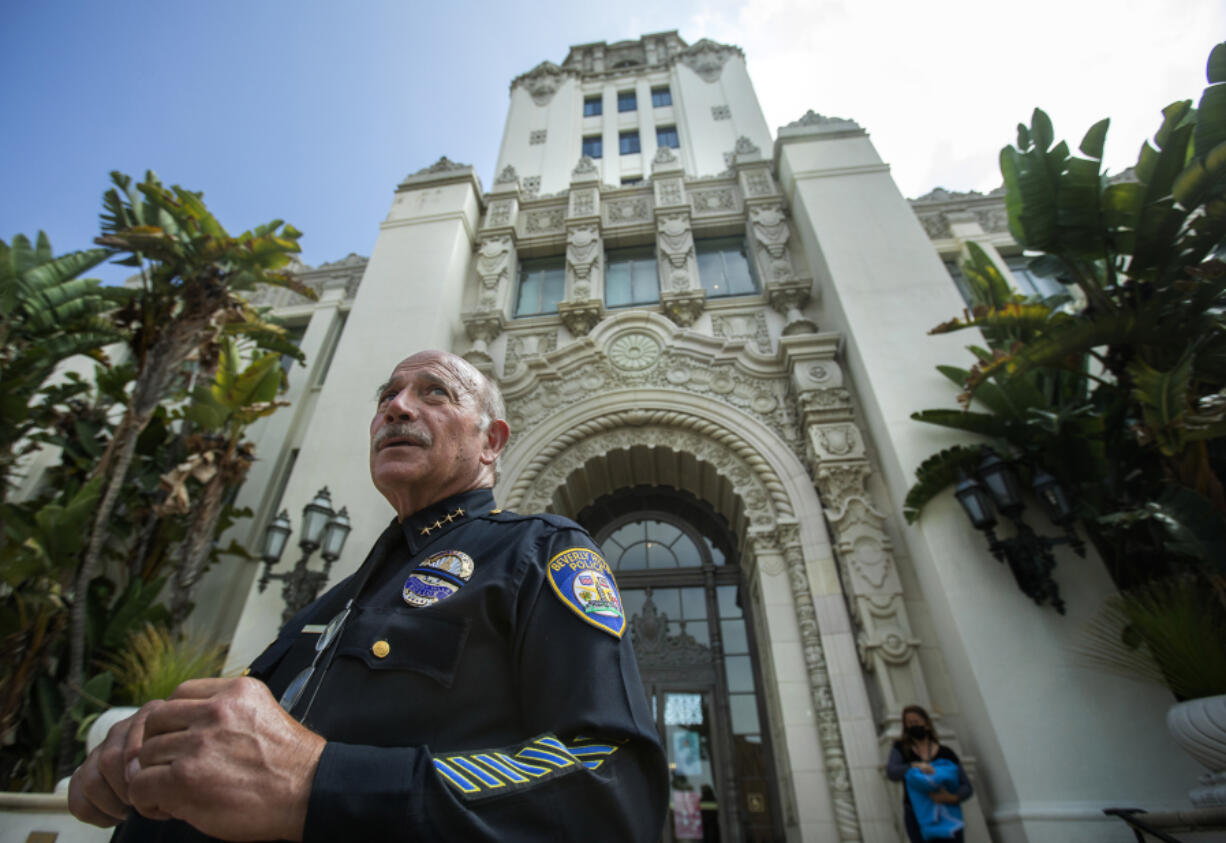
403, 550, 475, 607
545, 547, 625, 638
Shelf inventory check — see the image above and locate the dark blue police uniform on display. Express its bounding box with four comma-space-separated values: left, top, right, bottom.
111, 487, 668, 842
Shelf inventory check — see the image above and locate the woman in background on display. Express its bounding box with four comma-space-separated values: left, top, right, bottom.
886, 704, 973, 842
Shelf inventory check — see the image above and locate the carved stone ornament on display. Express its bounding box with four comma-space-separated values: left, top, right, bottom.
653, 145, 678, 165
516, 61, 569, 107
765, 278, 815, 335
734, 136, 761, 156
486, 200, 513, 229
605, 197, 650, 224
784, 110, 862, 131
608, 332, 662, 371
475, 236, 512, 308
711, 311, 772, 354
691, 189, 736, 214
657, 179, 684, 207
407, 156, 469, 179
573, 155, 598, 178
495, 165, 518, 184
570, 189, 597, 218
566, 224, 600, 281
557, 299, 605, 338
712, 105, 731, 121
660, 289, 707, 328
745, 170, 773, 196
750, 204, 794, 282
676, 38, 740, 83
462, 311, 505, 359
657, 213, 694, 291
524, 207, 565, 234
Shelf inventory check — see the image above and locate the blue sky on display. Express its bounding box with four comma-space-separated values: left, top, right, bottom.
4, 1, 1223, 285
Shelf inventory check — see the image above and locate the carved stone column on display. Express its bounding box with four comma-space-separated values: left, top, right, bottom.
462, 182, 517, 369
652, 146, 705, 327
780, 333, 931, 725
559, 157, 605, 336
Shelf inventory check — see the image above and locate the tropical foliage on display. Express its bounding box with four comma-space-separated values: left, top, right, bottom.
906, 42, 1226, 693
0, 171, 312, 789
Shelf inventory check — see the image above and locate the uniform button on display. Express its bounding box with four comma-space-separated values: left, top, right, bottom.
371, 640, 391, 659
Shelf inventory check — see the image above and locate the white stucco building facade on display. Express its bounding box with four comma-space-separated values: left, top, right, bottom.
187, 32, 1200, 843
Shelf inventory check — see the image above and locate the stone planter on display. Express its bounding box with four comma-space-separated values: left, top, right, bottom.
1168, 694, 1226, 806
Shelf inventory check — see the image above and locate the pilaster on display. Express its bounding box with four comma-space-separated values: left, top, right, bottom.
653, 146, 705, 327
560, 157, 605, 337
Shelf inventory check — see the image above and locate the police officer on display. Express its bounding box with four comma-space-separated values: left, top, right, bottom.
69, 350, 668, 842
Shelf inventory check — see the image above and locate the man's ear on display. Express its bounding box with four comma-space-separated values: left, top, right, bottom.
481, 419, 511, 464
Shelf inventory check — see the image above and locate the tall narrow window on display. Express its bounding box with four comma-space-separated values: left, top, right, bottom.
651, 86, 672, 107
619, 131, 641, 155
583, 95, 602, 117
515, 257, 565, 317
696, 238, 758, 297
656, 126, 679, 149
617, 90, 637, 112
605, 247, 659, 307
582, 135, 603, 159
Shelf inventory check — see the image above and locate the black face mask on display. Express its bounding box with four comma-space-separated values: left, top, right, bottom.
906, 725, 929, 740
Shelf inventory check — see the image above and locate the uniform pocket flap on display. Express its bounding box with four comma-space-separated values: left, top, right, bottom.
337, 607, 469, 687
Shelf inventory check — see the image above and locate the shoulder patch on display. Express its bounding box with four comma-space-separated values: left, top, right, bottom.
546, 547, 625, 638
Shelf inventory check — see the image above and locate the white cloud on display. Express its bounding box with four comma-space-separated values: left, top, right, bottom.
686, 0, 1226, 197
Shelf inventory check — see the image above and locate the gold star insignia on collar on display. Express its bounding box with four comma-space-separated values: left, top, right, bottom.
432, 519, 444, 529
455, 507, 465, 517
419, 524, 433, 536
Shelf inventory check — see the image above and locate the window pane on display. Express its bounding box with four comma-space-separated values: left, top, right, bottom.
652, 87, 672, 107
618, 90, 637, 112
515, 258, 565, 316
582, 135, 602, 159
721, 619, 748, 654
697, 238, 757, 297
620, 542, 648, 570
621, 588, 647, 621
605, 259, 631, 307
704, 536, 726, 566
652, 588, 681, 618
680, 587, 707, 620
696, 249, 726, 295
619, 131, 641, 155
646, 519, 682, 548
646, 540, 679, 568
724, 246, 755, 295
717, 585, 739, 618
656, 126, 679, 148
584, 96, 602, 117
730, 693, 761, 734
515, 273, 540, 317
631, 258, 659, 304
670, 619, 709, 646
725, 655, 754, 692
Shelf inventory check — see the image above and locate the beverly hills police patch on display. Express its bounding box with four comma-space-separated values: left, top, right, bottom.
546, 547, 625, 638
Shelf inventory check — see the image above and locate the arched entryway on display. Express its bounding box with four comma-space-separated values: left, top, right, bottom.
579, 487, 783, 843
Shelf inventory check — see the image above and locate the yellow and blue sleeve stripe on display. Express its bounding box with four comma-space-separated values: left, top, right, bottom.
431, 734, 621, 800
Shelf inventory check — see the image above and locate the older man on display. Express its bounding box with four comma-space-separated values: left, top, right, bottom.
70, 350, 668, 842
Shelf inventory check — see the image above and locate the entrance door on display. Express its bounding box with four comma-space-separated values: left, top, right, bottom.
585, 492, 783, 843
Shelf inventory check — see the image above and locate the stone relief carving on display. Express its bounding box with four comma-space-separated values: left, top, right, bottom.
631, 591, 714, 670
675, 38, 740, 83
607, 332, 662, 371
653, 145, 678, 165
571, 189, 596, 217
784, 110, 862, 131
712, 105, 731, 121
505, 331, 557, 374
974, 207, 1009, 233
474, 235, 512, 309
605, 197, 650, 224
734, 136, 761, 156
522, 176, 541, 198
495, 165, 518, 185
659, 290, 707, 328
657, 213, 695, 291
750, 204, 794, 280
657, 179, 684, 206
745, 170, 772, 196
529, 129, 547, 145
691, 188, 736, 214
566, 224, 600, 295
918, 212, 951, 239
557, 300, 604, 337
711, 311, 772, 354
524, 207, 565, 234
516, 61, 569, 107
486, 200, 513, 228
406, 156, 468, 179
573, 155, 598, 177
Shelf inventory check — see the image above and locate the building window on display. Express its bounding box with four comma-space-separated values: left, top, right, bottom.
696, 238, 758, 297
651, 87, 672, 107
618, 90, 637, 112
1005, 255, 1064, 299
656, 126, 679, 149
621, 177, 643, 186
582, 135, 603, 159
619, 131, 641, 155
605, 247, 659, 307
515, 257, 566, 317
583, 96, 602, 117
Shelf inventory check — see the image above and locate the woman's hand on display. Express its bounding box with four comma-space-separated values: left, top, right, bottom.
912, 762, 935, 775
931, 789, 959, 804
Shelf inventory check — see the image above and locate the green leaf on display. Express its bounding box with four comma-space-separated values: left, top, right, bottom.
1128, 354, 1192, 456
911, 409, 1013, 437
1079, 118, 1110, 160
904, 445, 985, 523
1031, 108, 1054, 152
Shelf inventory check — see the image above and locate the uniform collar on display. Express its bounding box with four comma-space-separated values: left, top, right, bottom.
399, 487, 496, 555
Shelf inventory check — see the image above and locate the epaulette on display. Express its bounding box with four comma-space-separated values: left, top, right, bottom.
480, 509, 583, 531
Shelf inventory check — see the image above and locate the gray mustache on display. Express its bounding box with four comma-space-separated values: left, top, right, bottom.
374, 424, 433, 449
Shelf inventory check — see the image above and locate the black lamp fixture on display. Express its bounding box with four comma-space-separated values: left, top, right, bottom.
953, 448, 1085, 614
259, 487, 353, 623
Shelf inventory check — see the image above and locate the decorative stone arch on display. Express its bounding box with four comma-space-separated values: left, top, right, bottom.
496, 376, 868, 841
